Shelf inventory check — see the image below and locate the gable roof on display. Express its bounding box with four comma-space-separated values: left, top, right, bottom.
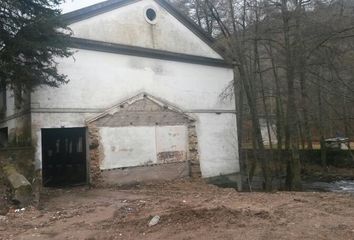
62, 0, 136, 24
61, 0, 222, 61
62, 0, 213, 44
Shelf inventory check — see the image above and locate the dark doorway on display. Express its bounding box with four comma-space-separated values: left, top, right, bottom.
42, 128, 87, 187
0, 127, 8, 148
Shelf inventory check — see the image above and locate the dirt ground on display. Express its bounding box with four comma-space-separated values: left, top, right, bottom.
1, 179, 354, 240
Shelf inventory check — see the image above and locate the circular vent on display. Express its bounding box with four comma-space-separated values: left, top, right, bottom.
144, 6, 158, 24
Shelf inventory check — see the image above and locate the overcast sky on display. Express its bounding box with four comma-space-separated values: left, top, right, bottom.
60, 0, 106, 13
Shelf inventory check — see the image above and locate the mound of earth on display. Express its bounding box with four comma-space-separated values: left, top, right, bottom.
1, 179, 354, 240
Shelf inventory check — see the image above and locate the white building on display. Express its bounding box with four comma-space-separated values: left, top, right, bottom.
0, 0, 240, 188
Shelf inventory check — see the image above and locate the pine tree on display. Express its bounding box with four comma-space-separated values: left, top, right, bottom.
0, 0, 72, 92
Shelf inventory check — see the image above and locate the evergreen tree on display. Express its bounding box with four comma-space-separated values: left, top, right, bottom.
0, 0, 72, 92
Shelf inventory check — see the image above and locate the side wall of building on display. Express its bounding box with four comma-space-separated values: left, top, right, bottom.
0, 89, 31, 147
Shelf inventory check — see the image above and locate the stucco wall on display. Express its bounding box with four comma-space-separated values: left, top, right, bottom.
31, 50, 233, 111
2, 89, 16, 118
0, 89, 31, 146
30, 50, 239, 179
69, 0, 221, 59
197, 113, 239, 178
30, 111, 239, 179
100, 126, 157, 169
99, 125, 188, 170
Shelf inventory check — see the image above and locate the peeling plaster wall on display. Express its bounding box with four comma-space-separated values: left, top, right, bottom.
156, 125, 188, 163
2, 0, 240, 186
100, 126, 157, 169
2, 89, 16, 118
30, 50, 239, 180
0, 89, 31, 146
69, 0, 222, 59
99, 125, 188, 170
31, 50, 233, 110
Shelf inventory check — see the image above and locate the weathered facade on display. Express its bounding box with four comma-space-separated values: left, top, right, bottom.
0, 0, 240, 188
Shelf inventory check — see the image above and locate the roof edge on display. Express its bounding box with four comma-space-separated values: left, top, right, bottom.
154, 0, 215, 45
61, 0, 139, 24
61, 0, 226, 60
69, 37, 232, 68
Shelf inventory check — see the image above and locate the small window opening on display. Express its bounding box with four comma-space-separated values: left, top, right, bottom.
0, 127, 8, 148
146, 8, 157, 22
0, 84, 6, 113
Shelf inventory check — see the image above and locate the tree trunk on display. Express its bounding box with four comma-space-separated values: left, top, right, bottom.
281, 0, 302, 191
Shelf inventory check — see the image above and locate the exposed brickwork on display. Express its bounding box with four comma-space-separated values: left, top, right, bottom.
95, 98, 190, 127
188, 124, 201, 178
157, 151, 186, 163
87, 95, 202, 185
87, 123, 103, 186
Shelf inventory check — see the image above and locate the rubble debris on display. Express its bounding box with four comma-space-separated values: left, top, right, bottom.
0, 216, 7, 222
3, 164, 32, 206
148, 215, 160, 227
0, 199, 9, 216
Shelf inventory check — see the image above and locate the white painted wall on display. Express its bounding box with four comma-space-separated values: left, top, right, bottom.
0, 88, 18, 119
31, 112, 240, 179
0, 89, 32, 144
30, 49, 239, 178
100, 125, 188, 170
31, 50, 233, 111
27, 0, 240, 178
156, 125, 187, 155
100, 126, 157, 169
69, 0, 222, 59
0, 90, 18, 133
197, 113, 239, 178
1, 0, 240, 180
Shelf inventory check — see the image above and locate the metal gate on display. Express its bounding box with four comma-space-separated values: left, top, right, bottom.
42, 128, 87, 187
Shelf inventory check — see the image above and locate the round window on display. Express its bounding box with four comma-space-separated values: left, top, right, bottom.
146, 8, 156, 21
144, 6, 158, 24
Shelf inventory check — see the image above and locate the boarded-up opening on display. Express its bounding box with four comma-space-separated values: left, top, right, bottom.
99, 125, 188, 170
86, 93, 198, 185
42, 128, 87, 187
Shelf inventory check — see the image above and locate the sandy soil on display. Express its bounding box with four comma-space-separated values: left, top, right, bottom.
1, 179, 354, 240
